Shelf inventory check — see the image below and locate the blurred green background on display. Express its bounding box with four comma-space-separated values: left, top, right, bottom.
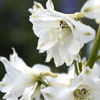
0, 0, 98, 99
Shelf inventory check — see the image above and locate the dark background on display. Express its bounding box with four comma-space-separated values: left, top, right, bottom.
0, 0, 97, 99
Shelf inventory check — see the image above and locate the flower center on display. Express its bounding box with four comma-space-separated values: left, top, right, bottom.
59, 20, 72, 34
59, 20, 75, 31
73, 88, 91, 100
60, 21, 69, 29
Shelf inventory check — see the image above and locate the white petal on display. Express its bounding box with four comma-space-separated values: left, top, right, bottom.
46, 46, 64, 67
37, 34, 57, 52
31, 18, 61, 51
0, 50, 34, 98
22, 83, 41, 100
65, 54, 81, 66
93, 62, 100, 78
10, 48, 31, 73
4, 97, 18, 100
81, 0, 100, 23
58, 34, 83, 55
70, 69, 99, 89
0, 57, 20, 78
41, 86, 70, 100
29, 1, 44, 14
46, 73, 71, 86
58, 39, 81, 66
3, 87, 25, 100
46, 0, 54, 10
0, 49, 34, 77
0, 57, 28, 93
22, 85, 36, 100
79, 66, 100, 81
32, 64, 50, 73
67, 64, 75, 79
67, 37, 84, 55
0, 67, 33, 93
70, 20, 96, 43
45, 52, 52, 62
31, 16, 60, 37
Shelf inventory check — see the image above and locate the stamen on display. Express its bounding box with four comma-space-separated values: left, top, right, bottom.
59, 21, 68, 29
73, 87, 90, 100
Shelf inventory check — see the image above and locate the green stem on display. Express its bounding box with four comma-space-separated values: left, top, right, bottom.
40, 80, 48, 87
36, 78, 49, 87
78, 62, 82, 72
86, 25, 100, 68
74, 60, 79, 75
95, 55, 100, 61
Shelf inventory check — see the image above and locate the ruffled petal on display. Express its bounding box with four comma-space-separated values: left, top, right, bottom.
46, 0, 54, 10
29, 1, 44, 14
41, 86, 71, 100
69, 19, 96, 43
32, 64, 50, 73
81, 0, 100, 23
46, 73, 71, 86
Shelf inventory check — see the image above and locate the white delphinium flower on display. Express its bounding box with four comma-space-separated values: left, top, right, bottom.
42, 66, 100, 100
0, 48, 57, 100
81, 0, 100, 24
29, 0, 95, 67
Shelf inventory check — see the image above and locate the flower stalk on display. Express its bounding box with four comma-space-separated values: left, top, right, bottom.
95, 55, 100, 61
78, 62, 82, 72
87, 25, 100, 68
74, 60, 79, 75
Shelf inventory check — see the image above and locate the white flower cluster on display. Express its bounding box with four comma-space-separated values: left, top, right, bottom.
0, 49, 100, 100
29, 0, 95, 67
0, 0, 100, 100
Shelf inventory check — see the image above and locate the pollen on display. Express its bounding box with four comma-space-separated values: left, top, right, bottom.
73, 88, 90, 100
59, 21, 69, 29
